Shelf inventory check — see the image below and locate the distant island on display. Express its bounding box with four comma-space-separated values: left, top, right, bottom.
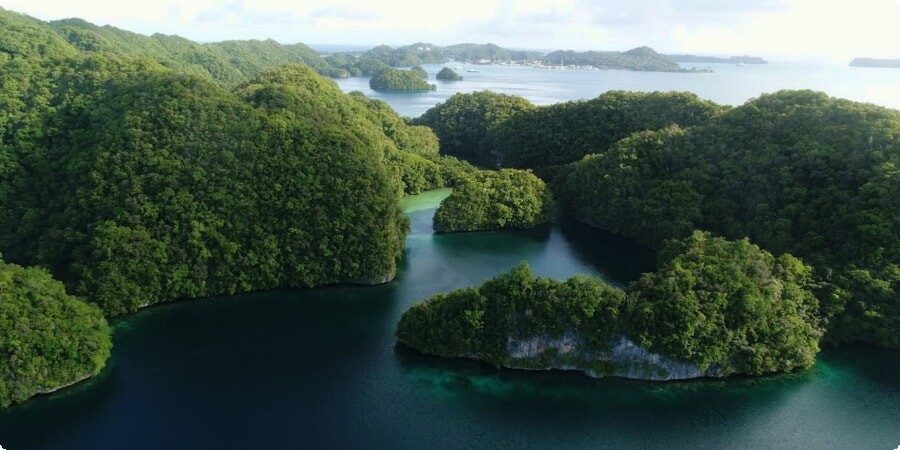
849, 57, 900, 68
436, 67, 462, 81
541, 47, 711, 72
369, 67, 436, 91
666, 54, 768, 64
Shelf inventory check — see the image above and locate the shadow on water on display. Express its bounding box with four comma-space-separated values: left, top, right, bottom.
556, 217, 656, 285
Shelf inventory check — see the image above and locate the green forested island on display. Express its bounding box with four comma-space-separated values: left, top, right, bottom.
436, 67, 463, 81
397, 232, 823, 379
369, 67, 436, 91
433, 170, 552, 233
543, 47, 685, 72
849, 58, 900, 68
0, 4, 898, 411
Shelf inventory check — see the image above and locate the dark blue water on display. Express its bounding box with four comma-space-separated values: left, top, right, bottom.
1, 190, 898, 449
334, 62, 900, 117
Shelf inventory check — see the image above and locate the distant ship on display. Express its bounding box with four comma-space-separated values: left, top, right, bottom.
467, 69, 479, 73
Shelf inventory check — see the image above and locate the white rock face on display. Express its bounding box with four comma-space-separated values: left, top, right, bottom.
505, 334, 722, 381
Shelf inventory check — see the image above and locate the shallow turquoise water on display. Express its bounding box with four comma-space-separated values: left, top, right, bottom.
0, 192, 897, 449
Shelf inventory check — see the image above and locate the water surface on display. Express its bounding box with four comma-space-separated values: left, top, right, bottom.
335, 62, 900, 117
0, 192, 897, 449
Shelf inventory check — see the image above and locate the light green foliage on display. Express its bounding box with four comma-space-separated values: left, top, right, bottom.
558, 90, 900, 348
410, 65, 428, 79
369, 67, 436, 92
0, 257, 111, 407
433, 169, 552, 232
436, 67, 462, 81
491, 90, 725, 169
398, 234, 824, 377
414, 91, 535, 165
628, 232, 823, 375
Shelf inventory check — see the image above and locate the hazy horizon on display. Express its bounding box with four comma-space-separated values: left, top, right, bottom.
2, 0, 898, 63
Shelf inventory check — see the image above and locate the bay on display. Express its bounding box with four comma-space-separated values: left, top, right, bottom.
334, 62, 900, 118
0, 190, 897, 449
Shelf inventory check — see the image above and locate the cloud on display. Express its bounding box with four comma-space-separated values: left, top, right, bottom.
309, 8, 380, 22
1, 0, 898, 58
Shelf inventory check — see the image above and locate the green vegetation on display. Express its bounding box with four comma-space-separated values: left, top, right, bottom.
397, 262, 625, 365
369, 67, 436, 92
397, 232, 823, 377
413, 91, 535, 165
436, 67, 463, 81
362, 45, 424, 67
0, 53, 440, 316
629, 232, 823, 374
443, 43, 543, 63
1, 256, 112, 407
558, 90, 900, 349
410, 65, 428, 79
433, 170, 552, 233
490, 91, 724, 169
543, 47, 684, 72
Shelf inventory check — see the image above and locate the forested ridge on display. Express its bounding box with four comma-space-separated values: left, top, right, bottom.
0, 6, 483, 406
416, 89, 899, 349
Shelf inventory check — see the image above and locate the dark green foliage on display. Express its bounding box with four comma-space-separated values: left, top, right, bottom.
491, 90, 725, 169
558, 126, 702, 247
0, 60, 417, 315
433, 170, 552, 232
414, 91, 535, 165
396, 262, 626, 365
628, 232, 823, 375
436, 67, 462, 81
543, 47, 683, 72
397, 234, 824, 377
0, 257, 112, 407
369, 67, 436, 92
558, 90, 900, 348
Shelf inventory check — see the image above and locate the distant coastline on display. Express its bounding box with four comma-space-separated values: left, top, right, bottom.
849, 57, 900, 68
666, 54, 768, 64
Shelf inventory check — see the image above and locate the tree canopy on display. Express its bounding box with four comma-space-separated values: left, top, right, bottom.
557, 90, 900, 348
433, 169, 552, 233
0, 256, 112, 407
414, 91, 535, 165
369, 67, 436, 92
435, 67, 463, 81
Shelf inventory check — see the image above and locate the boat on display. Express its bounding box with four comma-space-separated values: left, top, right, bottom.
467, 69, 479, 73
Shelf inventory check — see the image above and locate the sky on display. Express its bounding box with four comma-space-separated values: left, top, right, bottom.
2, 0, 899, 61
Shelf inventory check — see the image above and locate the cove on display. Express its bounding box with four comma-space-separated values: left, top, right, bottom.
0, 190, 897, 449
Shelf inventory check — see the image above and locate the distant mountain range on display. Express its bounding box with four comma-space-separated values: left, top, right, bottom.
0, 6, 731, 79
665, 54, 768, 64
849, 58, 900, 68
